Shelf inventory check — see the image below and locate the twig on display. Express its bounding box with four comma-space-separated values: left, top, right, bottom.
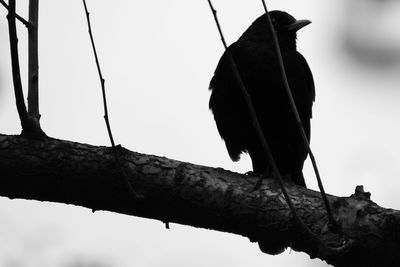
206, 0, 322, 246
82, 0, 141, 199
7, 0, 29, 129
28, 0, 40, 122
6, 0, 45, 138
1, 0, 32, 28
260, 0, 336, 228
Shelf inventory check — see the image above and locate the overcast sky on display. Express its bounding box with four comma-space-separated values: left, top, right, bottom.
1, 1, 400, 266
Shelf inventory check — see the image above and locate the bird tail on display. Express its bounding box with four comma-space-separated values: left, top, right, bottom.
226, 143, 241, 162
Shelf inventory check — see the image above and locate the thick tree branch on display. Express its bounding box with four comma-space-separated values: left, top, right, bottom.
0, 134, 400, 267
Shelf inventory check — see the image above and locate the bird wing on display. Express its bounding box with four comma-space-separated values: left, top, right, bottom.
283, 51, 315, 121
209, 40, 274, 161
280, 50, 315, 186
209, 42, 315, 169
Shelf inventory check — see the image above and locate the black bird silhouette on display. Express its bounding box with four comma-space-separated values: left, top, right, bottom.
209, 11, 315, 187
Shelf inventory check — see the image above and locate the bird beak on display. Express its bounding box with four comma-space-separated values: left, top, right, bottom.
285, 19, 311, 32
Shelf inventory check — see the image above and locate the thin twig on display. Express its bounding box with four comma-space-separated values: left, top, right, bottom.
28, 0, 40, 122
260, 0, 336, 228
1, 0, 32, 28
7, 0, 29, 129
206, 0, 322, 246
6, 0, 45, 138
82, 0, 141, 199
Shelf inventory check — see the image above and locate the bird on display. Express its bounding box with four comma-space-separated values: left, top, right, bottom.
209, 10, 315, 187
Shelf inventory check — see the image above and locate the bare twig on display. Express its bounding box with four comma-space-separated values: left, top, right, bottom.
206, 0, 322, 247
6, 0, 45, 138
28, 0, 40, 123
82, 0, 141, 199
260, 0, 336, 228
7, 0, 29, 129
1, 0, 32, 28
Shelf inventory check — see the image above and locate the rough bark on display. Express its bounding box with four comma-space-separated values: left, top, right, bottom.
0, 134, 399, 267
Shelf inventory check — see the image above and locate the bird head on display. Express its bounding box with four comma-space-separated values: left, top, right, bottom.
241, 10, 311, 51
269, 10, 311, 33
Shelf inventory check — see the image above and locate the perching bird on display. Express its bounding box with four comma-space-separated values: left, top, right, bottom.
209, 11, 315, 187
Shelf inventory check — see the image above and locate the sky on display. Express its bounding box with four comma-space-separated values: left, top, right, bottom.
1, 0, 400, 266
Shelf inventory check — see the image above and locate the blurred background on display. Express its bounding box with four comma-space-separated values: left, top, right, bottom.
1, 0, 400, 266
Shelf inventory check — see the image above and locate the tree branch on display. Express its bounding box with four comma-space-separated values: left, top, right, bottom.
82, 0, 114, 147
27, 0, 41, 124
7, 0, 29, 130
1, 0, 32, 28
6, 0, 45, 138
81, 0, 140, 199
0, 133, 399, 267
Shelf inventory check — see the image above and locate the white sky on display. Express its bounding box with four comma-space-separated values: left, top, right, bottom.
1, 1, 400, 266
